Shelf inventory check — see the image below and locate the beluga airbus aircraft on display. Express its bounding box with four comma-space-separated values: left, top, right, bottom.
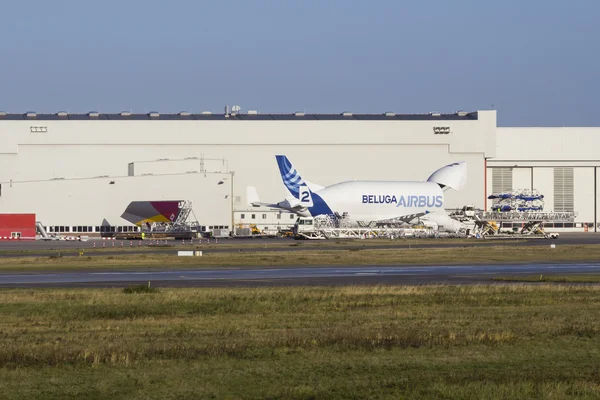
248, 155, 468, 233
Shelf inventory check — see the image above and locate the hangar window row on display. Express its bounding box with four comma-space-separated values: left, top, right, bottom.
46, 226, 139, 233
240, 213, 295, 220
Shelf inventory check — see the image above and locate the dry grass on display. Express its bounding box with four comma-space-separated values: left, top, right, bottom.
0, 237, 500, 255
0, 285, 600, 398
0, 244, 599, 271
494, 274, 600, 283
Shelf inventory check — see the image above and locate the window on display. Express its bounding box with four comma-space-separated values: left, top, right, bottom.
277, 214, 281, 220
240, 214, 245, 219
262, 214, 267, 219
251, 214, 256, 219
290, 214, 295, 219
433, 126, 450, 134
554, 167, 574, 212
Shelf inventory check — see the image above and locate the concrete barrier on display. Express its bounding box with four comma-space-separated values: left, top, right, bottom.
177, 251, 203, 257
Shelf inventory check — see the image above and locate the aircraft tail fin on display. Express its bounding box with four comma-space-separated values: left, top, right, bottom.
275, 155, 309, 199
247, 186, 260, 206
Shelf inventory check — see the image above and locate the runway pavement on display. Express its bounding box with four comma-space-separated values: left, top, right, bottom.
0, 233, 598, 258
2, 262, 600, 288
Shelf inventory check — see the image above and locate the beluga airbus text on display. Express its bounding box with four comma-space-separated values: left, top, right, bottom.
248, 155, 468, 232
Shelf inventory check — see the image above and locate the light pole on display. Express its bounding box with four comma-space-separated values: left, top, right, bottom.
230, 171, 235, 232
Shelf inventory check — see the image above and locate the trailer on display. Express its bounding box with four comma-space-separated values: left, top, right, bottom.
449, 207, 575, 239
292, 215, 436, 240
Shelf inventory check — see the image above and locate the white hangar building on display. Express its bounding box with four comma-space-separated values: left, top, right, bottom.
0, 109, 597, 234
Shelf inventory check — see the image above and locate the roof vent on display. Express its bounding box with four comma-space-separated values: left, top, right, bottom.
149, 112, 159, 118
247, 110, 258, 115
120, 111, 131, 116
26, 112, 36, 118
88, 111, 99, 117
384, 112, 395, 117
179, 111, 191, 116
456, 110, 469, 117
429, 111, 441, 117
56, 111, 68, 117
342, 112, 353, 117
294, 112, 305, 117
201, 111, 212, 115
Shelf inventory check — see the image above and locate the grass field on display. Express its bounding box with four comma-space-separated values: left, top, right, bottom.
1, 285, 600, 399
0, 244, 599, 271
0, 237, 507, 255
494, 275, 600, 283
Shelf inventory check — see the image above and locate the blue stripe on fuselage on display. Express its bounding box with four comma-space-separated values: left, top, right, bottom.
308, 192, 333, 216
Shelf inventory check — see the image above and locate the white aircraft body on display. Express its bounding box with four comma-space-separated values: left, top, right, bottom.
249, 155, 468, 233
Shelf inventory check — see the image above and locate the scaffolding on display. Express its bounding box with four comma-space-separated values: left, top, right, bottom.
294, 207, 578, 240
141, 201, 200, 234
294, 214, 438, 240
113, 201, 201, 239
465, 210, 576, 239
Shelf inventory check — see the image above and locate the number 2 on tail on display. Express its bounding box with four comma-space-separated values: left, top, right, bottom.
301, 191, 310, 202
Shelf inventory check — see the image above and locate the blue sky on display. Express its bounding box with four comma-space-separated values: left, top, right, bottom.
0, 0, 598, 126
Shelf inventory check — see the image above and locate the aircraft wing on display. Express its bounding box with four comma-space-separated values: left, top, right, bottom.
250, 201, 307, 213
250, 201, 283, 209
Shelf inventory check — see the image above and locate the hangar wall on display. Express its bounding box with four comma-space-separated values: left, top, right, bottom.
0, 172, 232, 230
488, 127, 600, 231
0, 111, 495, 228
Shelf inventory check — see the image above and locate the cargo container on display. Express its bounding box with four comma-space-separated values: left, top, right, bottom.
0, 214, 36, 239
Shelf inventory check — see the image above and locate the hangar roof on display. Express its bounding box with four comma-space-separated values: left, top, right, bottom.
0, 111, 478, 121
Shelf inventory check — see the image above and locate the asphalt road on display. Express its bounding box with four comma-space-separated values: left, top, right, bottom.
0, 233, 598, 258
2, 262, 600, 288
